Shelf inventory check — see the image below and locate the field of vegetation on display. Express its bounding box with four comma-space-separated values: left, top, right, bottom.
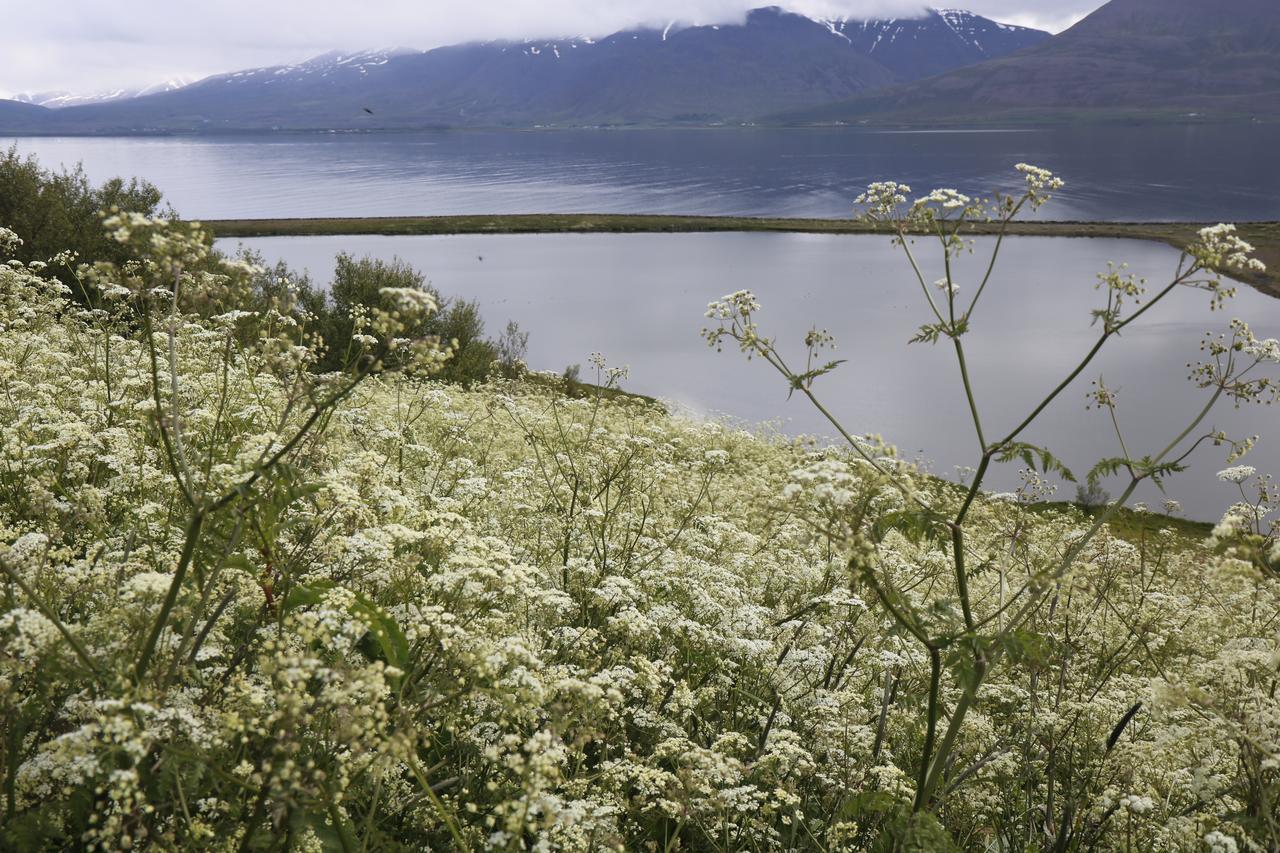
1, 152, 1278, 851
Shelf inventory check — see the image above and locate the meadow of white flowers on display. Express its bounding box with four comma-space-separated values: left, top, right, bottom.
0, 168, 1278, 851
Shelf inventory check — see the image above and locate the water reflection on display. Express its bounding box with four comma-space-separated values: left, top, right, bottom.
7, 124, 1280, 221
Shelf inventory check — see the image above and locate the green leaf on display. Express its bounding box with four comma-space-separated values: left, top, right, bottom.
283, 581, 408, 675
787, 359, 847, 397
282, 580, 337, 612
873, 509, 949, 546
909, 323, 947, 345
996, 441, 1077, 483
221, 553, 257, 575
350, 596, 410, 671
996, 629, 1059, 671
1106, 702, 1143, 753
1134, 457, 1187, 490
1087, 456, 1130, 487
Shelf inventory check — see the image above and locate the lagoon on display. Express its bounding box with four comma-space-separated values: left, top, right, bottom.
222, 231, 1280, 521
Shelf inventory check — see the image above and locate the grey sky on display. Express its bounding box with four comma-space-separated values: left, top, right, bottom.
1, 1, 1104, 98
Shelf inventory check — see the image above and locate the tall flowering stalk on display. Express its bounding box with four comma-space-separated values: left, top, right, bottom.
704, 164, 1277, 839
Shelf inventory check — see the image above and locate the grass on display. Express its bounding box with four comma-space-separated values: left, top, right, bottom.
1066, 503, 1213, 543
521, 370, 663, 408
205, 214, 1280, 298
1077, 504, 1215, 542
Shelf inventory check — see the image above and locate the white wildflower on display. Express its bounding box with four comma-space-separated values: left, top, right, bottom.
1204, 830, 1238, 853
1118, 794, 1154, 815
0, 226, 23, 255
1194, 224, 1266, 273
1217, 466, 1257, 484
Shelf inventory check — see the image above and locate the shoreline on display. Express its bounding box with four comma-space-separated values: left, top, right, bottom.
204, 214, 1280, 298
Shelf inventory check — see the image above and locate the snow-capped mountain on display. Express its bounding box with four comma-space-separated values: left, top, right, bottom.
780, 0, 1280, 123
818, 8, 1048, 80
0, 7, 1047, 132
14, 79, 193, 110
200, 49, 421, 88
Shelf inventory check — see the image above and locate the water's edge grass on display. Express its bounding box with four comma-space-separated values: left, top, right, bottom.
204, 214, 1280, 298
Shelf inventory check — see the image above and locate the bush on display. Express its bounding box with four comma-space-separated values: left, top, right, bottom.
0, 145, 171, 292
307, 252, 496, 384
496, 320, 530, 378
0, 149, 527, 392
1075, 482, 1112, 507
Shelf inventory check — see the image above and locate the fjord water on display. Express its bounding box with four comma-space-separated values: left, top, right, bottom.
6, 124, 1280, 220
224, 232, 1280, 521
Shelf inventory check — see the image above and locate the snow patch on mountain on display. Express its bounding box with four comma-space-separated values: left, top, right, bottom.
14, 78, 193, 109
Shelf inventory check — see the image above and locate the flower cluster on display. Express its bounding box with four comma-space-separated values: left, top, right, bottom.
1015, 162, 1065, 207
1192, 224, 1268, 274
1, 210, 1277, 852
853, 181, 911, 220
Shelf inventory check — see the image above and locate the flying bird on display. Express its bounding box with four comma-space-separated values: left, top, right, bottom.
362, 107, 374, 115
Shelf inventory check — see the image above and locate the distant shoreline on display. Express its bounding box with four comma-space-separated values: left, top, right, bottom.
2, 113, 1276, 137
205, 214, 1280, 298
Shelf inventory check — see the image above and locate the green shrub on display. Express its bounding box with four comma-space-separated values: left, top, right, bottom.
0, 145, 171, 291
306, 252, 495, 384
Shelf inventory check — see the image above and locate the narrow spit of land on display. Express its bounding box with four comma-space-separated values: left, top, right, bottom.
205, 215, 1280, 298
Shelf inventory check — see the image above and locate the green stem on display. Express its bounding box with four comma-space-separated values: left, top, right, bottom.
964, 198, 1026, 318
135, 511, 204, 681
953, 338, 986, 454
914, 648, 943, 810
919, 654, 988, 809
0, 555, 104, 681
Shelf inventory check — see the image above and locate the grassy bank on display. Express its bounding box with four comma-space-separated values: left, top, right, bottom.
206, 214, 1280, 297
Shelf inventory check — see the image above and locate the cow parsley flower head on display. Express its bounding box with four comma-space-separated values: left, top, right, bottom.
705, 290, 760, 320
911, 189, 974, 222
703, 290, 769, 357
1218, 465, 1257, 485
1242, 335, 1280, 364
1015, 163, 1064, 208
0, 608, 61, 662
1211, 509, 1250, 541
854, 181, 911, 219
1193, 224, 1266, 273
1204, 830, 1239, 853
1015, 163, 1064, 192
4, 532, 49, 569
1118, 793, 1154, 815
379, 286, 438, 319
0, 226, 23, 256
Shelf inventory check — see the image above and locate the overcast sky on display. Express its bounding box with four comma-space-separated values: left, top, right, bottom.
1, 1, 1104, 98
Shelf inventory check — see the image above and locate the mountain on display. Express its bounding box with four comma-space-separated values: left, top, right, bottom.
0, 7, 1046, 133
777, 0, 1280, 124
14, 79, 193, 109
815, 8, 1048, 81
0, 99, 50, 124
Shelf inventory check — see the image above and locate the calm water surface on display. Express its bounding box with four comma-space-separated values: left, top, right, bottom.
7, 124, 1280, 221
222, 232, 1280, 521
